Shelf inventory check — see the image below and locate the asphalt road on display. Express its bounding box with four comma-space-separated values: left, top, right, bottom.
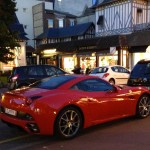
0, 116, 150, 150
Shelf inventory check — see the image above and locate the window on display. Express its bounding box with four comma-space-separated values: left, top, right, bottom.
30, 75, 76, 89
28, 67, 37, 76
145, 63, 150, 74
44, 66, 65, 76
58, 18, 64, 28
70, 19, 75, 26
23, 8, 27, 13
118, 67, 130, 74
48, 19, 53, 28
71, 79, 113, 92
137, 8, 143, 24
24, 25, 27, 29
111, 66, 119, 72
97, 15, 104, 29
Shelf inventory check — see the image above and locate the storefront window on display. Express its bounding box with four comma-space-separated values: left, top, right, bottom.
63, 57, 75, 73
80, 57, 96, 73
99, 56, 118, 66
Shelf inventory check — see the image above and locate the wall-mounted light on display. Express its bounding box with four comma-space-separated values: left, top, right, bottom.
43, 49, 56, 54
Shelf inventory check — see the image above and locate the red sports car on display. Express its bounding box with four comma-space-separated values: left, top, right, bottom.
0, 75, 150, 139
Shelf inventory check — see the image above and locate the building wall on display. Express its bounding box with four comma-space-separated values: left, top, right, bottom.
33, 3, 45, 38
77, 14, 96, 25
15, 0, 53, 47
95, 0, 150, 36
96, 1, 132, 35
132, 0, 148, 25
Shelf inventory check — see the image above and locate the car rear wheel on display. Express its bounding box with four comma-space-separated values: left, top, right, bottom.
136, 94, 150, 118
55, 106, 83, 139
109, 79, 115, 85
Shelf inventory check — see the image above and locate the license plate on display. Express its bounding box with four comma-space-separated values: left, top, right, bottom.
5, 108, 17, 116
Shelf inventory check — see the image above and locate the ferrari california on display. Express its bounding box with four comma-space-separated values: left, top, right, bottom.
0, 74, 150, 139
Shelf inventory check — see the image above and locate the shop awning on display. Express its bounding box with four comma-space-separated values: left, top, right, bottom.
127, 30, 150, 53
96, 35, 121, 49
129, 46, 148, 53
127, 30, 150, 47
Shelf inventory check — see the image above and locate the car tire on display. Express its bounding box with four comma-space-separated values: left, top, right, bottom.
55, 106, 83, 139
109, 79, 115, 85
136, 94, 150, 118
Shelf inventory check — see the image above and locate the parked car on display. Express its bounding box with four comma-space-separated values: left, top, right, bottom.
1, 74, 150, 139
89, 65, 130, 85
8, 65, 67, 90
127, 59, 150, 89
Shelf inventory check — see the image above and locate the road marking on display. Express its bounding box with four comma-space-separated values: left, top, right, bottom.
0, 135, 30, 144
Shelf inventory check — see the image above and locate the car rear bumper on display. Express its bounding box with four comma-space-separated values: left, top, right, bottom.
0, 109, 54, 135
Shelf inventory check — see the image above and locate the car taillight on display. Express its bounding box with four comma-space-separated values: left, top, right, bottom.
102, 73, 109, 78
12, 74, 19, 81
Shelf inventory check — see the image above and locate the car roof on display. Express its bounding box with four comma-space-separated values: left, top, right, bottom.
94, 65, 126, 69
137, 59, 150, 64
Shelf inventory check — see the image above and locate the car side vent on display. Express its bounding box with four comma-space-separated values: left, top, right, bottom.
30, 96, 42, 100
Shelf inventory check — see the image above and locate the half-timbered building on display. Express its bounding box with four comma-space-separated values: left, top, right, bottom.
94, 0, 150, 69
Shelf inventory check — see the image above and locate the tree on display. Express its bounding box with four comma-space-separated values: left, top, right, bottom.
0, 0, 20, 64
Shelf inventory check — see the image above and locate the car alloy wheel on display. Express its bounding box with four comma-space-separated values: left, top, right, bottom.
55, 107, 82, 139
136, 94, 150, 118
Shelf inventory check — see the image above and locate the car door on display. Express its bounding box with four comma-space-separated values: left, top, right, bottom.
75, 79, 133, 123
118, 66, 130, 85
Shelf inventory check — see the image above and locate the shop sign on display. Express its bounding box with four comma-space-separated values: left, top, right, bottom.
110, 47, 116, 54
79, 46, 97, 51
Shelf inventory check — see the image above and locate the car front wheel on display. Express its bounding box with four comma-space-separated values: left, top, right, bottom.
55, 106, 83, 139
136, 94, 150, 118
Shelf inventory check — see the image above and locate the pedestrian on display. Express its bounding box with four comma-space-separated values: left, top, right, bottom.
72, 65, 81, 74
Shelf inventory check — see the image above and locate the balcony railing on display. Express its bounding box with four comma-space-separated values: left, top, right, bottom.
96, 23, 150, 37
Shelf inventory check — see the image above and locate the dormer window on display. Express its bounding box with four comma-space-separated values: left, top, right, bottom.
97, 15, 104, 29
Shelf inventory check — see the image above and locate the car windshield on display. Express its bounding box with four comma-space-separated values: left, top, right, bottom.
131, 63, 150, 77
29, 75, 76, 89
91, 67, 108, 74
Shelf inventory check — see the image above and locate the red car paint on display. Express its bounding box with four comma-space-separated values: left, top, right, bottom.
0, 75, 150, 136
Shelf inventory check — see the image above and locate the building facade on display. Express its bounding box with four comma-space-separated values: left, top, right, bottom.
95, 0, 150, 69
12, 0, 150, 72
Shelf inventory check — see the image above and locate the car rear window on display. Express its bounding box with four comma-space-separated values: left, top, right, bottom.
29, 75, 76, 89
12, 67, 28, 75
91, 67, 108, 73
131, 63, 150, 77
